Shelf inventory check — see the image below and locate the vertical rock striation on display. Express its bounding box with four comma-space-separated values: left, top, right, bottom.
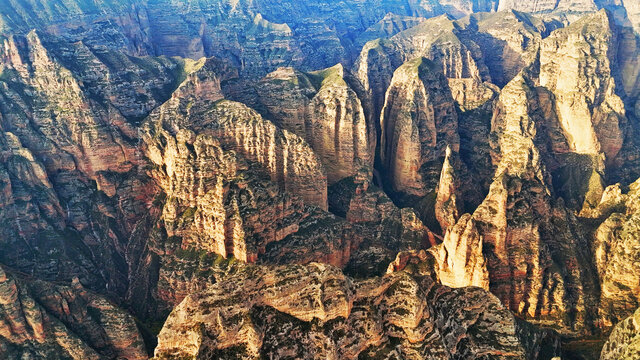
257, 64, 374, 185
379, 57, 459, 199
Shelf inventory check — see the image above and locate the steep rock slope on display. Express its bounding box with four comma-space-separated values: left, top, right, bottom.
590, 179, 640, 327
129, 59, 433, 319
379, 57, 460, 199
0, 0, 501, 78
143, 59, 328, 210
0, 30, 186, 295
0, 266, 146, 359
353, 12, 543, 211
497, 0, 599, 14
1, 2, 640, 359
255, 65, 374, 185
540, 11, 627, 165
471, 72, 599, 333
427, 214, 490, 289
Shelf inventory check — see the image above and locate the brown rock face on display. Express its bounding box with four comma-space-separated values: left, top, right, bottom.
3, 2, 640, 358
540, 11, 627, 165
592, 180, 640, 327
497, 0, 598, 15
466, 71, 601, 333
352, 11, 543, 210
129, 59, 433, 318
435, 145, 462, 231
379, 57, 459, 198
154, 262, 557, 359
0, 30, 184, 294
144, 59, 328, 210
428, 214, 490, 290
0, 266, 146, 359
257, 65, 374, 185
0, 0, 503, 79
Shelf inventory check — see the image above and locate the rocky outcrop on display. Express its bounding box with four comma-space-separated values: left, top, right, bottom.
457, 10, 546, 88
354, 13, 426, 50
0, 0, 507, 79
497, 0, 598, 15
143, 59, 328, 210
0, 30, 186, 294
379, 57, 460, 198
259, 176, 434, 276
600, 307, 640, 360
470, 70, 600, 333
428, 214, 490, 289
353, 11, 541, 209
154, 261, 558, 359
435, 146, 462, 231
256, 65, 374, 184
590, 180, 640, 327
0, 266, 146, 359
540, 11, 626, 166
3, 2, 640, 358
132, 60, 435, 318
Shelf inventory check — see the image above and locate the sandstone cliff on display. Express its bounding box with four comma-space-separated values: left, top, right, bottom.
590, 179, 640, 327
379, 57, 460, 199
1, 3, 640, 359
256, 65, 374, 185
0, 30, 186, 295
143, 58, 328, 210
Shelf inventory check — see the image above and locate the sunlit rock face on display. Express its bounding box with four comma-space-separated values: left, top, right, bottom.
379, 57, 460, 198
600, 307, 640, 360
255, 65, 374, 185
0, 266, 146, 359
589, 179, 640, 328
540, 11, 626, 162
497, 0, 599, 13
1, 1, 640, 359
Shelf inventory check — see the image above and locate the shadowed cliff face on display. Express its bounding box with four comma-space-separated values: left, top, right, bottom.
0, 1, 640, 359
0, 266, 146, 359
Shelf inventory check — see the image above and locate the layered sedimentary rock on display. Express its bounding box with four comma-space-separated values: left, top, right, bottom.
467, 70, 600, 333
0, 30, 186, 294
154, 261, 558, 359
0, 0, 500, 79
590, 180, 640, 327
379, 57, 460, 198
457, 10, 546, 87
540, 11, 626, 165
256, 65, 374, 184
427, 214, 490, 289
434, 146, 462, 231
427, 12, 640, 334
2, 2, 640, 359
354, 13, 427, 50
259, 175, 433, 277
0, 266, 146, 359
353, 11, 545, 210
132, 59, 433, 318
497, 0, 598, 14
143, 58, 328, 210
